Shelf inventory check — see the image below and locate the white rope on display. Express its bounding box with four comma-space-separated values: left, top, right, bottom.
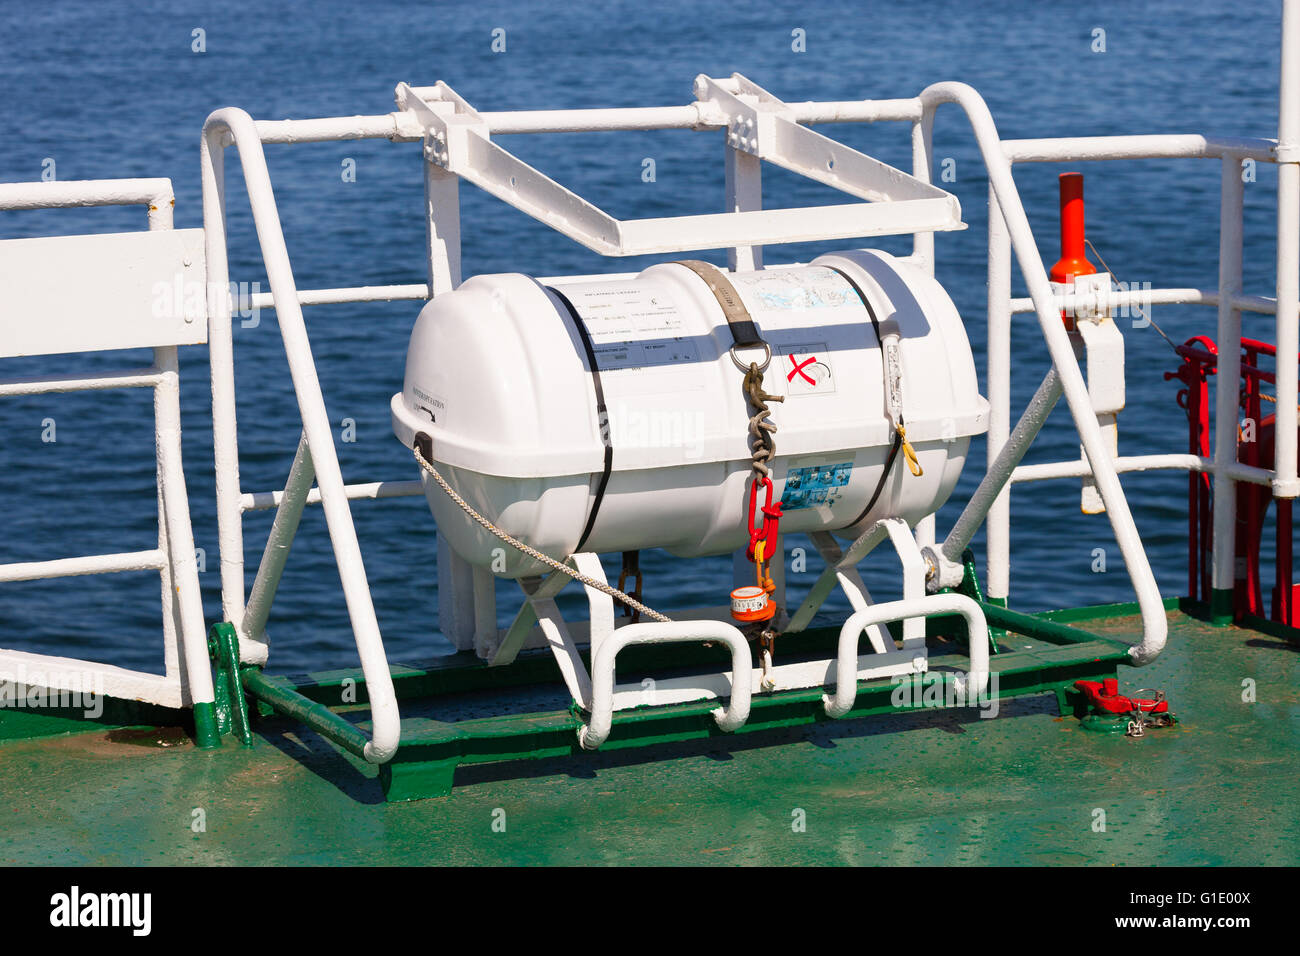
413, 445, 672, 624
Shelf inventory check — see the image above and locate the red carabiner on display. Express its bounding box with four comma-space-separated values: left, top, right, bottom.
746, 475, 783, 561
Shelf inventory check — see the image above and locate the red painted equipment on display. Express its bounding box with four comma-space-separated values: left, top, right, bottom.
1168, 336, 1300, 625
1049, 172, 1097, 330
1074, 679, 1170, 716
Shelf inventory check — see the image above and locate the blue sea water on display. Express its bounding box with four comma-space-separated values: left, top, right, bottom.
0, 0, 1289, 674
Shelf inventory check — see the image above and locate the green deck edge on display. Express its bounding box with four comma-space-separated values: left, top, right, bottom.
6, 594, 1296, 803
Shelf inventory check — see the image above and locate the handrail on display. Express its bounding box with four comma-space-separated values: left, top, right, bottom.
824, 593, 988, 719
201, 107, 400, 764
579, 620, 753, 750
921, 81, 1167, 665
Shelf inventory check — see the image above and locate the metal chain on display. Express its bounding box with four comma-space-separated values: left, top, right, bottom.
413, 444, 672, 624
743, 361, 784, 480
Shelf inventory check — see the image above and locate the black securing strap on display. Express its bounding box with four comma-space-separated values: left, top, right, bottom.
549, 286, 612, 552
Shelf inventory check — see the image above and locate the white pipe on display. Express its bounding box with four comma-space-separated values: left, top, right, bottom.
1009, 288, 1277, 315
921, 81, 1166, 665
1003, 134, 1276, 164
201, 125, 246, 629
0, 178, 174, 229
202, 108, 401, 764
1013, 454, 1206, 482
153, 345, 217, 710
0, 367, 164, 396
910, 118, 935, 274
240, 433, 315, 661
249, 99, 923, 146
987, 185, 1012, 603
579, 620, 752, 750
1273, 0, 1300, 498
254, 114, 409, 144
241, 478, 423, 512
0, 550, 166, 583
1212, 160, 1246, 599
945, 368, 1063, 564
244, 283, 431, 310
825, 593, 988, 719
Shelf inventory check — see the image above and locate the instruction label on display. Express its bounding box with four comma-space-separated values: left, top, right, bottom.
559, 283, 702, 384
781, 462, 853, 511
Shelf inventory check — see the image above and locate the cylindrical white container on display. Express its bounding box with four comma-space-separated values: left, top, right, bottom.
392, 249, 988, 577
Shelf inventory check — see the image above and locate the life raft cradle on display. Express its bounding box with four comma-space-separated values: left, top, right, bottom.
183, 48, 1296, 797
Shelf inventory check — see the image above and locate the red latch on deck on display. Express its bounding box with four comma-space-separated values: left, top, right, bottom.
1073, 678, 1169, 715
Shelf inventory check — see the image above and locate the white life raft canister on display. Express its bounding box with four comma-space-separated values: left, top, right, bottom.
391, 249, 988, 578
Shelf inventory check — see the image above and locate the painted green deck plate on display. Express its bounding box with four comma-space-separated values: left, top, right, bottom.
1, 606, 1297, 865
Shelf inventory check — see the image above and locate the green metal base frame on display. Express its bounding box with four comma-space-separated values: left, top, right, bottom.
378, 641, 1125, 801
221, 603, 1136, 802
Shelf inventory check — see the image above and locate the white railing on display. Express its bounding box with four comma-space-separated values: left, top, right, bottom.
0, 179, 215, 717
982, 114, 1295, 614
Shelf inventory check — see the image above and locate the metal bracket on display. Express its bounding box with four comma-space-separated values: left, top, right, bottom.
395, 76, 964, 257
694, 74, 949, 206
208, 622, 253, 746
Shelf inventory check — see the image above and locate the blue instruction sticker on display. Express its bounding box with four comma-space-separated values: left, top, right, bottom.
780, 462, 852, 511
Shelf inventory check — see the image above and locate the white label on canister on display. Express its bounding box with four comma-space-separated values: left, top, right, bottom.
775, 341, 835, 395
730, 267, 859, 311
410, 384, 448, 425
558, 282, 703, 391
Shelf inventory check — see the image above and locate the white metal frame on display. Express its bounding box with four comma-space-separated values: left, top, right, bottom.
977, 0, 1298, 614
200, 2, 1299, 758
0, 179, 215, 712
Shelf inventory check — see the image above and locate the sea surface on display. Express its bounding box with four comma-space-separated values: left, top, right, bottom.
0, 0, 1289, 673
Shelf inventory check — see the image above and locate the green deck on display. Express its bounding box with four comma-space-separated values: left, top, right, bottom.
1, 605, 1297, 865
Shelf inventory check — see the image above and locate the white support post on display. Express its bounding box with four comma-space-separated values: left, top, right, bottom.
724, 145, 763, 272
796, 531, 892, 654
884, 519, 928, 648
911, 102, 939, 568
911, 114, 936, 275
153, 344, 217, 709
986, 184, 1012, 604
1211, 158, 1245, 617
786, 522, 890, 634
423, 161, 462, 295
421, 143, 491, 654
202, 129, 248, 633
1274, 0, 1300, 499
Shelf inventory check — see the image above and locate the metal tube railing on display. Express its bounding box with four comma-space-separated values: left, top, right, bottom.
922, 80, 1168, 664
202, 107, 401, 764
